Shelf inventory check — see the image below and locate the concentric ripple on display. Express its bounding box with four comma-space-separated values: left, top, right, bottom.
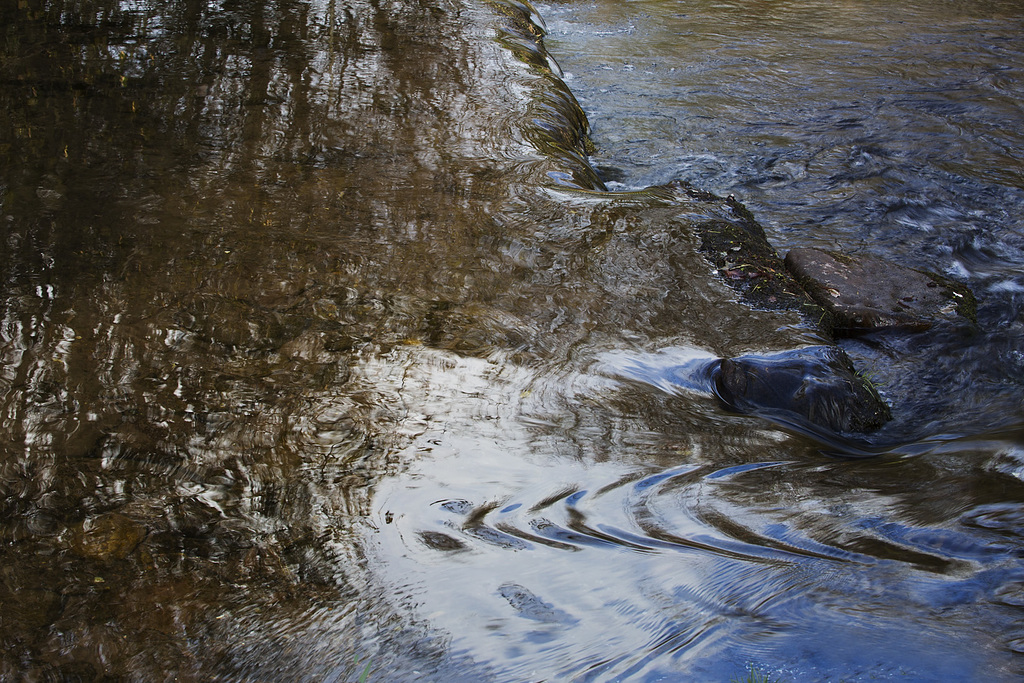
366, 346, 1024, 681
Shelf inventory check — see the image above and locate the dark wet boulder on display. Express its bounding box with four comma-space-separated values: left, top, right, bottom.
713, 345, 891, 435
784, 247, 976, 334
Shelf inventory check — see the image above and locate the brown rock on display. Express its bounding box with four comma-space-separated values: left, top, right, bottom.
784, 248, 976, 334
69, 512, 147, 561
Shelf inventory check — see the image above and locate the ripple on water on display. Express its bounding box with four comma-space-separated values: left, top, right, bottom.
366, 344, 1024, 679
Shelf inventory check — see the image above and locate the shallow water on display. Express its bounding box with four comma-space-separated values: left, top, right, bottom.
1, 0, 1023, 680
539, 0, 1024, 438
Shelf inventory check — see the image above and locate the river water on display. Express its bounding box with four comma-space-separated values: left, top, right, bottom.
1, 0, 1023, 681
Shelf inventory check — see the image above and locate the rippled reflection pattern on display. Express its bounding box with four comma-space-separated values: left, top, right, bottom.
2, 0, 1023, 681
372, 347, 1024, 680
0, 0, 560, 678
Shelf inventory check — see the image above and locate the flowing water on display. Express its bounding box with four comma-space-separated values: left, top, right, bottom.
1, 0, 1023, 681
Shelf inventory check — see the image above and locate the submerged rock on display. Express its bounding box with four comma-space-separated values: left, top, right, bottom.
714, 345, 891, 435
69, 513, 147, 561
784, 247, 977, 334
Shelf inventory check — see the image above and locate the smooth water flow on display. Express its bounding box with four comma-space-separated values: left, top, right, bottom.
1, 0, 1023, 681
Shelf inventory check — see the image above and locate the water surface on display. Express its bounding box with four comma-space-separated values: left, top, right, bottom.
1, 0, 1023, 680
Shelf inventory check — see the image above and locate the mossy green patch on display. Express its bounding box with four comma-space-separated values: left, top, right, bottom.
921, 269, 978, 324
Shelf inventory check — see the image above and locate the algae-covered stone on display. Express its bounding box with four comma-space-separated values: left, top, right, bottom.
693, 190, 829, 327
784, 247, 977, 334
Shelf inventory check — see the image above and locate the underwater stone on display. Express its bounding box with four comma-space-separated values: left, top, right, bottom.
784, 247, 977, 334
69, 512, 147, 561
